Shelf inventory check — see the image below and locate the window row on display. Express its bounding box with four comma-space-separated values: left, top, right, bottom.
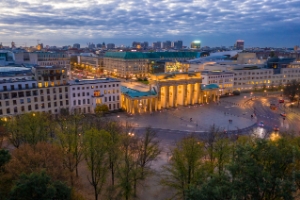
71, 83, 119, 90
0, 100, 69, 115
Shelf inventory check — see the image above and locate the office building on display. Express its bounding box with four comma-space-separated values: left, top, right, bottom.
103, 51, 198, 78
69, 78, 121, 114
162, 41, 172, 49
107, 43, 115, 49
0, 66, 69, 117
73, 43, 80, 49
173, 40, 183, 49
0, 50, 15, 66
235, 40, 244, 50
152, 41, 161, 49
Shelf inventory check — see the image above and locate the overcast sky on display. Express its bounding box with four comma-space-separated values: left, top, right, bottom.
1, 0, 300, 47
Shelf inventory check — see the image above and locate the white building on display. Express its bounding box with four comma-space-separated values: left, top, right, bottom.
68, 78, 121, 114
201, 71, 234, 93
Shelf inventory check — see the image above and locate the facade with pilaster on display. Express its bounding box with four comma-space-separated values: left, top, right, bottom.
120, 72, 219, 114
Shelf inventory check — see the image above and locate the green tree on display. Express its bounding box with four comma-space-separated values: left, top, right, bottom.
94, 104, 109, 115
284, 80, 300, 102
9, 171, 71, 200
56, 114, 84, 180
83, 129, 110, 200
134, 126, 160, 194
117, 123, 139, 200
161, 135, 205, 199
5, 113, 52, 147
4, 116, 23, 148
0, 149, 10, 172
229, 138, 298, 200
186, 174, 233, 200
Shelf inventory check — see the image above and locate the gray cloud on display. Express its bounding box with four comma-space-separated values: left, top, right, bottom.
0, 0, 299, 47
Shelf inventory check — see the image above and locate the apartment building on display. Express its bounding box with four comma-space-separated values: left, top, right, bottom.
69, 78, 121, 114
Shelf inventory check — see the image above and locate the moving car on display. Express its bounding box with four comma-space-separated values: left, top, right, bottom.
279, 99, 284, 103
258, 121, 264, 127
273, 125, 279, 131
280, 113, 287, 117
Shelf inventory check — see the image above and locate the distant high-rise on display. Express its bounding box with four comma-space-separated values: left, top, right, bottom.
88, 43, 95, 49
73, 43, 80, 49
162, 41, 172, 49
0, 42, 3, 49
11, 41, 16, 48
96, 43, 102, 48
141, 42, 149, 48
191, 41, 201, 49
132, 41, 141, 48
107, 43, 115, 49
173, 40, 183, 49
235, 40, 244, 50
152, 41, 161, 49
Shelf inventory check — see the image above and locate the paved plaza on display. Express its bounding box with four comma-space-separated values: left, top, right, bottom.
116, 95, 256, 132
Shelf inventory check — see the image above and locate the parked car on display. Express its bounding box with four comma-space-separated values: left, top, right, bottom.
279, 99, 284, 103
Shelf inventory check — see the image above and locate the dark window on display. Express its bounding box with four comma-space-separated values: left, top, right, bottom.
18, 92, 24, 97
25, 84, 29, 89
48, 102, 51, 108
32, 83, 36, 88
66, 100, 69, 105
28, 105, 31, 111
3, 86, 7, 91
5, 101, 9, 106
73, 100, 76, 105
35, 104, 38, 109
6, 108, 10, 114
10, 85, 15, 90
83, 99, 85, 104
60, 101, 63, 106
105, 97, 107, 102
33, 90, 38, 96
21, 106, 25, 112
65, 87, 68, 92
87, 99, 90, 104
109, 96, 111, 101
13, 100, 17, 105
26, 91, 31, 97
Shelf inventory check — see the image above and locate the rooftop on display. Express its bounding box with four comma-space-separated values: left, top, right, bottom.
0, 66, 32, 73
121, 86, 157, 98
201, 84, 219, 90
69, 78, 120, 85
104, 52, 198, 59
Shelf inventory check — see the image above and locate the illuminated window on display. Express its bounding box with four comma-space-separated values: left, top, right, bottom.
51, 82, 55, 87
45, 82, 48, 87
38, 82, 42, 88
94, 90, 100, 97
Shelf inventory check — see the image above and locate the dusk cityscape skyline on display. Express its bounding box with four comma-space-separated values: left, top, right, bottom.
1, 0, 300, 47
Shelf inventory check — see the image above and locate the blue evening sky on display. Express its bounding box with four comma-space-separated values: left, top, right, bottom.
0, 0, 300, 47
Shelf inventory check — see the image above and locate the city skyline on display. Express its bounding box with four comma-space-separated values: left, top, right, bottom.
0, 0, 300, 47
